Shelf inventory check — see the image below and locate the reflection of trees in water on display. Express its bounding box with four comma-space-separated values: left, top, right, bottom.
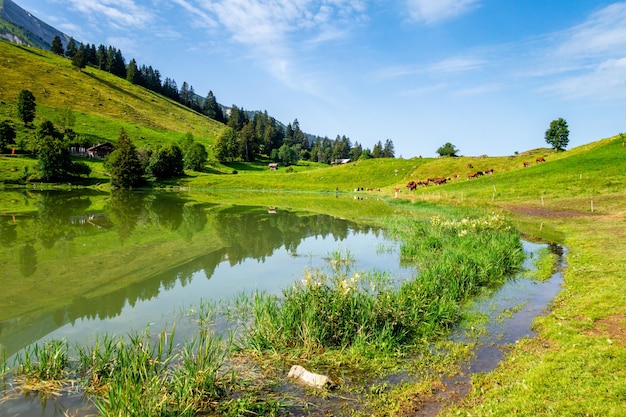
4, 191, 379, 342
0, 219, 17, 247
147, 194, 185, 231
18, 243, 37, 277
210, 208, 373, 267
35, 191, 92, 249
44, 207, 374, 325
106, 190, 147, 244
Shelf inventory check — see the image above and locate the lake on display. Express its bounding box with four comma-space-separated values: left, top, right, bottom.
0, 189, 415, 360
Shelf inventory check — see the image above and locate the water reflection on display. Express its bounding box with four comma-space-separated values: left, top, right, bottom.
0, 190, 406, 359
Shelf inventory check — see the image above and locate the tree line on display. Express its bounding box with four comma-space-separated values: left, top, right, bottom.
215, 108, 395, 166
49, 35, 395, 167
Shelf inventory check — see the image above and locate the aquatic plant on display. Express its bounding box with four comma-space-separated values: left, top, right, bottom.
15, 339, 69, 381
244, 212, 525, 356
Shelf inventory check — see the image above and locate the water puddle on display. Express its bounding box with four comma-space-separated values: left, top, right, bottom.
409, 241, 565, 415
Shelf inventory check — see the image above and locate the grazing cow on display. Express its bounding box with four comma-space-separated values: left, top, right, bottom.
536, 157, 546, 163
523, 161, 531, 167
485, 168, 494, 174
468, 172, 480, 179
406, 181, 417, 191
431, 177, 447, 185
467, 163, 474, 169
417, 180, 429, 186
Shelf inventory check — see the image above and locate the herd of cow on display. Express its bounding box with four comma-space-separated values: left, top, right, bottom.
405, 157, 546, 191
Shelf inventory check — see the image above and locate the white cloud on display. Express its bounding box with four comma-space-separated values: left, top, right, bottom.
405, 0, 480, 25
541, 57, 626, 100
376, 56, 485, 79
531, 3, 626, 101
66, 0, 154, 29
179, 0, 369, 95
556, 3, 626, 59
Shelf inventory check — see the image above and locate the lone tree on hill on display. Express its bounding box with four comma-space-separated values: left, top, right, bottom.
436, 142, 459, 157
545, 118, 570, 151
17, 89, 36, 126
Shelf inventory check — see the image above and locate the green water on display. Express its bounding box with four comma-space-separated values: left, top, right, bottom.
0, 189, 412, 360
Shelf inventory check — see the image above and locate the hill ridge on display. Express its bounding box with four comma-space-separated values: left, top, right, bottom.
0, 0, 69, 49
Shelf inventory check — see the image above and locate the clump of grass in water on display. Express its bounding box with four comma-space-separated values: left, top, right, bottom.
74, 326, 237, 416
244, 212, 525, 362
15, 339, 69, 382
11, 339, 70, 396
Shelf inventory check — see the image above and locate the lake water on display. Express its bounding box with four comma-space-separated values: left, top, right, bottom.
0, 189, 415, 360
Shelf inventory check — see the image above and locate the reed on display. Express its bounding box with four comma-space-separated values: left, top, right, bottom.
244, 212, 524, 358
170, 329, 230, 413
15, 339, 69, 381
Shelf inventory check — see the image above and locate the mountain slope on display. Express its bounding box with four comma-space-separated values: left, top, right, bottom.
0, 0, 69, 49
0, 40, 225, 150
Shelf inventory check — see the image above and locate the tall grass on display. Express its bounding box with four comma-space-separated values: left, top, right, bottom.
245, 212, 525, 358
75, 327, 232, 416
15, 339, 69, 381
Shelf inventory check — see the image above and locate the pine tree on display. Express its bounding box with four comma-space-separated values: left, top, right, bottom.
17, 89, 36, 126
65, 37, 77, 58
96, 44, 107, 70
126, 59, 141, 84
202, 91, 224, 122
50, 36, 64, 55
383, 139, 395, 158
71, 46, 86, 70
105, 130, 144, 188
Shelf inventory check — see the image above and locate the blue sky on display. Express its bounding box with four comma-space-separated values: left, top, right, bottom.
15, 0, 626, 158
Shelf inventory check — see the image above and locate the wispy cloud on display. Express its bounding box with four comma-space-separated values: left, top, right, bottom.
177, 0, 369, 95
533, 2, 626, 100
556, 3, 626, 59
66, 0, 154, 29
376, 56, 486, 79
541, 57, 626, 100
405, 0, 480, 25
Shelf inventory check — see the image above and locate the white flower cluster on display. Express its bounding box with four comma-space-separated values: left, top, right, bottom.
300, 269, 363, 296
430, 212, 511, 237
339, 273, 360, 295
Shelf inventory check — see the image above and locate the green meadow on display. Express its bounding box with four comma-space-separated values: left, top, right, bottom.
1, 38, 626, 415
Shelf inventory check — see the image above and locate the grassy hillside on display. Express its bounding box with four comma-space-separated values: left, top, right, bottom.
0, 40, 224, 151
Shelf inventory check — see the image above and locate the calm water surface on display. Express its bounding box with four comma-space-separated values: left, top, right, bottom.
0, 189, 413, 360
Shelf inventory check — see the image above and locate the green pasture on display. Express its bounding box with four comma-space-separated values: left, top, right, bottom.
0, 40, 223, 152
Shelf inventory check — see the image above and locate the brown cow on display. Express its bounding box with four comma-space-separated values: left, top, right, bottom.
485, 168, 494, 174
406, 181, 417, 191
431, 177, 447, 185
536, 157, 546, 163
523, 161, 531, 167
